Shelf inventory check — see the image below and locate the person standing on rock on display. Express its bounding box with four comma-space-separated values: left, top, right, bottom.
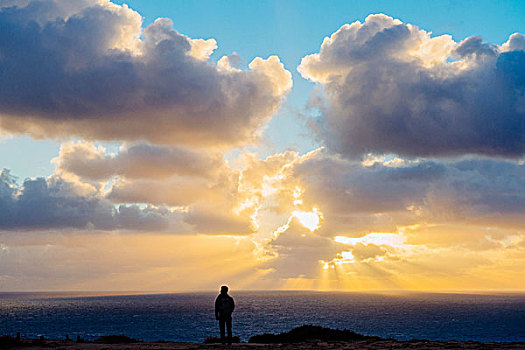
215, 285, 235, 345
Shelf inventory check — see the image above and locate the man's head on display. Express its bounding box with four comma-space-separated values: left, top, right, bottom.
220, 285, 229, 293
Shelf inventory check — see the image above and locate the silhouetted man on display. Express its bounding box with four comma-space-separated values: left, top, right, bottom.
215, 285, 235, 344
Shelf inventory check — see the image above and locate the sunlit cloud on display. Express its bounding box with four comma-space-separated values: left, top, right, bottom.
299, 14, 525, 158
334, 233, 406, 247
0, 0, 292, 147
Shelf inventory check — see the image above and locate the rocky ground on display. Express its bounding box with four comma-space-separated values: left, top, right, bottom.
5, 339, 525, 350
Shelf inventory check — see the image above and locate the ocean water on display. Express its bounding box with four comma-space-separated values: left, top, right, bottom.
0, 291, 524, 343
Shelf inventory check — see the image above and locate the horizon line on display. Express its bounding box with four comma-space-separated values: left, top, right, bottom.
2, 289, 525, 296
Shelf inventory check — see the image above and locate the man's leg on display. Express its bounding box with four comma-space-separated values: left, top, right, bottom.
219, 318, 226, 344
226, 316, 232, 345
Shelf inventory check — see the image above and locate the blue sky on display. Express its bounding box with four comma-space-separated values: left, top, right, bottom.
2, 0, 524, 180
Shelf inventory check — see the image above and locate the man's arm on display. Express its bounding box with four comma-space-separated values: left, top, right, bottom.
231, 296, 235, 312
214, 296, 220, 320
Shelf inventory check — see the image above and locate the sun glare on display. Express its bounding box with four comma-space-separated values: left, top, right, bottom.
334, 232, 406, 247
293, 186, 303, 206
292, 208, 322, 231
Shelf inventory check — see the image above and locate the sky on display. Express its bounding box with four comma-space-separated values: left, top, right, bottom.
0, 0, 524, 292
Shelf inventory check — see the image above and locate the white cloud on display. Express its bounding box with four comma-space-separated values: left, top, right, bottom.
298, 14, 525, 158
0, 0, 292, 147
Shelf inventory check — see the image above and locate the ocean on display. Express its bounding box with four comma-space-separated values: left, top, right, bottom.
1, 291, 524, 343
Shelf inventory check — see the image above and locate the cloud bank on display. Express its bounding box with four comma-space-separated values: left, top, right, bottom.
256, 150, 525, 284
0, 169, 179, 231
299, 14, 525, 158
1, 144, 524, 288
52, 141, 254, 234
0, 0, 292, 147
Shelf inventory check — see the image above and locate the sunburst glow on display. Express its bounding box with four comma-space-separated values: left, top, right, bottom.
334, 232, 406, 247
292, 208, 322, 231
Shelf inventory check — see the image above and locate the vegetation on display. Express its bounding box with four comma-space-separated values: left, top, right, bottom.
248, 325, 379, 343
94, 335, 139, 343
0, 335, 19, 348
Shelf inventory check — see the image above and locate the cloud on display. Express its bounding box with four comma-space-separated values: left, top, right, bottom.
55, 141, 226, 180
0, 0, 292, 147
106, 176, 210, 206
299, 14, 525, 158
48, 140, 525, 245
0, 164, 253, 234
52, 141, 254, 233
266, 219, 346, 278
0, 169, 181, 231
2, 143, 525, 287
241, 148, 523, 281
52, 140, 262, 234
292, 151, 525, 235
252, 150, 525, 281
501, 33, 525, 52
183, 204, 253, 235
349, 243, 387, 261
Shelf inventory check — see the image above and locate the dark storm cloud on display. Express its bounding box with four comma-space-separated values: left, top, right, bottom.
0, 169, 175, 231
0, 0, 291, 146
299, 14, 525, 158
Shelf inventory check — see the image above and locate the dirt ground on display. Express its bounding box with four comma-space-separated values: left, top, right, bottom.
7, 339, 525, 350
